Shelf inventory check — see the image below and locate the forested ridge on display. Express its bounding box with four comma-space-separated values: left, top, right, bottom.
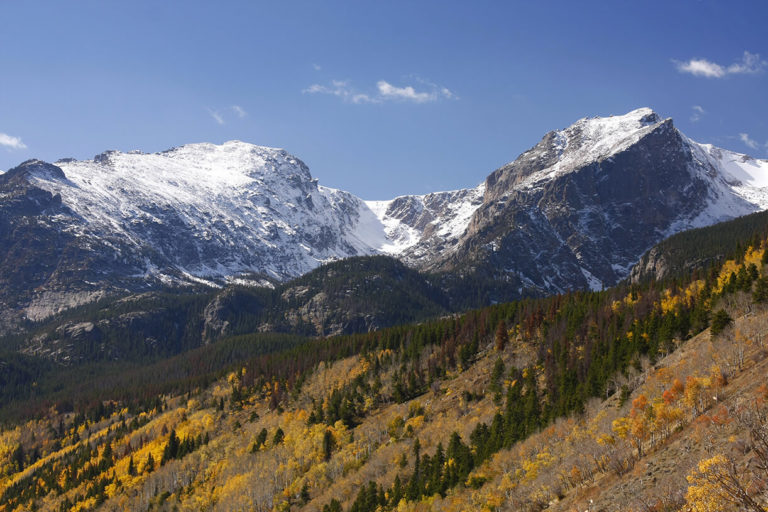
632, 208, 768, 283
2, 225, 768, 510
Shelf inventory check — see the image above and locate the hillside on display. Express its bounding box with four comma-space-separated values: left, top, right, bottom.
2, 221, 768, 511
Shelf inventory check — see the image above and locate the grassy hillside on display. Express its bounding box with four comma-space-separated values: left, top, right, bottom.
2, 228, 768, 510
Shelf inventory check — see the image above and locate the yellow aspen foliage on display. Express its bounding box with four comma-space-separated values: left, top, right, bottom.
388, 415, 405, 440
652, 397, 683, 440
596, 433, 616, 446
517, 448, 554, 482
684, 280, 706, 306
105, 481, 119, 498
685, 455, 738, 512
714, 260, 740, 295
612, 413, 649, 458
744, 245, 764, 267
659, 289, 681, 315
0, 428, 21, 479
485, 490, 504, 509
684, 375, 711, 416
72, 496, 98, 512
405, 415, 425, 432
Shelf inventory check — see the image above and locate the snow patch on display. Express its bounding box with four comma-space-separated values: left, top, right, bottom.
580, 267, 603, 291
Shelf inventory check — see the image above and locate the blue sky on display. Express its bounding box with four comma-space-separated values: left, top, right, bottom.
1, 1, 767, 199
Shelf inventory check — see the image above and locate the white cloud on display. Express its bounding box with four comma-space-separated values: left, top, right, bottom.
231, 105, 247, 118
377, 81, 436, 103
739, 133, 759, 150
304, 78, 456, 104
676, 58, 726, 78
675, 51, 767, 78
0, 132, 27, 150
303, 80, 375, 104
690, 105, 705, 122
207, 108, 225, 125
312, 63, 322, 71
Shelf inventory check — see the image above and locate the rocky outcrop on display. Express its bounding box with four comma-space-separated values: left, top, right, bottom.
629, 246, 671, 284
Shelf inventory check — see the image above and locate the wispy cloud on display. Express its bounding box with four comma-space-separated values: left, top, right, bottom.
0, 132, 27, 150
303, 78, 456, 104
303, 80, 374, 104
739, 133, 760, 150
690, 105, 705, 123
206, 105, 247, 124
312, 63, 322, 71
675, 51, 767, 78
207, 108, 225, 125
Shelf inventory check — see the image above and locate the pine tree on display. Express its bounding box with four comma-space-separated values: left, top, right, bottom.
322, 429, 335, 461
272, 427, 285, 445
753, 277, 768, 302
710, 309, 732, 336
495, 321, 508, 351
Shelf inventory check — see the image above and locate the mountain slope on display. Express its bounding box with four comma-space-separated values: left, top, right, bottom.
2, 256, 448, 365
366, 185, 485, 264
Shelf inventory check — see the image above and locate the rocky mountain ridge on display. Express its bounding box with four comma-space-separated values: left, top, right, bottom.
430, 108, 768, 297
2, 108, 767, 326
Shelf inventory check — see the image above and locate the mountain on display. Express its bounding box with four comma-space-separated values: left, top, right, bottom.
366, 185, 485, 265
428, 108, 768, 298
2, 108, 767, 329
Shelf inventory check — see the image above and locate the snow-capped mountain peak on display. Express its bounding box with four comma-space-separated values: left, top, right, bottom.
516, 107, 670, 190
24, 142, 378, 284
